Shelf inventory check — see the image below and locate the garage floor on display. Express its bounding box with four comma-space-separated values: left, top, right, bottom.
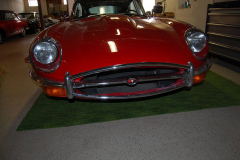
0, 34, 240, 160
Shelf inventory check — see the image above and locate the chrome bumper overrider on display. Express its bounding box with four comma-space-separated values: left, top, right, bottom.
30, 59, 212, 100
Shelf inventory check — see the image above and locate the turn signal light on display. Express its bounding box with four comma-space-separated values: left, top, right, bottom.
42, 86, 67, 97
193, 72, 207, 84
25, 57, 29, 63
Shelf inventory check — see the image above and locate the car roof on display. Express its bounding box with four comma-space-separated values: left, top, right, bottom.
18, 12, 39, 14
0, 10, 14, 12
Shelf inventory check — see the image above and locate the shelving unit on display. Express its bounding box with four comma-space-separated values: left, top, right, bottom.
206, 1, 240, 62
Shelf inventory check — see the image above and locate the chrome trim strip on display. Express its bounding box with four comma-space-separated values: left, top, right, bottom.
65, 72, 73, 99
70, 62, 190, 80
209, 42, 240, 52
72, 83, 188, 100
138, 74, 186, 83
187, 62, 194, 87
207, 32, 240, 40
207, 23, 240, 28
74, 79, 128, 89
73, 73, 186, 89
29, 69, 64, 87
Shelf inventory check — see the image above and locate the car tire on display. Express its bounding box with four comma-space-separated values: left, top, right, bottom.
19, 26, 26, 37
0, 32, 3, 44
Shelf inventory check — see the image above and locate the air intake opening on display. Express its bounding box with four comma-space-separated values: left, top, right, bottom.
76, 68, 180, 95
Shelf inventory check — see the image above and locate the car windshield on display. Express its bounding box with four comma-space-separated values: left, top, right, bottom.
18, 13, 39, 19
72, 0, 146, 19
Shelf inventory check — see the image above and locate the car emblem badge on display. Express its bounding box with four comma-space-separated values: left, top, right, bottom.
127, 78, 137, 86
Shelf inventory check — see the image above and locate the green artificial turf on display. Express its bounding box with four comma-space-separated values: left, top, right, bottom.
17, 71, 240, 131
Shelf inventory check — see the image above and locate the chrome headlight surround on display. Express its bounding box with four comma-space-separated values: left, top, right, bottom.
30, 37, 62, 73
185, 28, 208, 60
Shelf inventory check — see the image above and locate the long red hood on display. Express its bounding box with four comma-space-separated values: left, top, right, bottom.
31, 15, 207, 82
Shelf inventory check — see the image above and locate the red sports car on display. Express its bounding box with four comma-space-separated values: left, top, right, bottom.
26, 0, 211, 100
0, 10, 28, 44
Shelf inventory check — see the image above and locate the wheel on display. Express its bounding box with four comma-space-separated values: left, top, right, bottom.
0, 32, 3, 44
19, 26, 26, 37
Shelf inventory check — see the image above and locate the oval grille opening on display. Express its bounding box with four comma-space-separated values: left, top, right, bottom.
76, 68, 181, 95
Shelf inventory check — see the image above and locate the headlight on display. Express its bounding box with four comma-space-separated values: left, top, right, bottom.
33, 41, 58, 64
31, 37, 62, 72
185, 28, 207, 60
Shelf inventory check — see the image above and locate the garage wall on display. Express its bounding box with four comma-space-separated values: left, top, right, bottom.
23, 0, 48, 16
62, 4, 68, 12
164, 0, 176, 13
156, 0, 214, 32
68, 0, 74, 16
0, 0, 25, 13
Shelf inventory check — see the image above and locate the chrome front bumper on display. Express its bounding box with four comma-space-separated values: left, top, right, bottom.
30, 59, 212, 100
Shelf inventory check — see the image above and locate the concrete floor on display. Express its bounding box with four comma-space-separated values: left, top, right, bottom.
0, 34, 240, 160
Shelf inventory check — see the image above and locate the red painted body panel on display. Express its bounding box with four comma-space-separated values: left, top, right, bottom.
0, 10, 28, 37
30, 15, 207, 83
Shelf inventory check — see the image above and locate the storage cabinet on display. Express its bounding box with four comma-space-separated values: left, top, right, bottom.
206, 1, 240, 62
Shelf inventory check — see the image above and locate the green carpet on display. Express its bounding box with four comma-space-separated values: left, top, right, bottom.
17, 71, 240, 131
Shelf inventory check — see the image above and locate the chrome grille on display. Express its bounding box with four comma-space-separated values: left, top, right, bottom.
65, 62, 194, 99
77, 68, 180, 95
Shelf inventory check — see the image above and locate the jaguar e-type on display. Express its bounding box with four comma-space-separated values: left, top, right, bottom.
26, 0, 211, 100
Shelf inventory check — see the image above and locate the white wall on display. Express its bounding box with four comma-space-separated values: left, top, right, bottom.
156, 0, 214, 32
0, 0, 25, 13
143, 0, 155, 12
23, 0, 48, 15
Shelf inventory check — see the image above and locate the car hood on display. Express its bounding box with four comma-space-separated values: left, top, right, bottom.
35, 15, 204, 81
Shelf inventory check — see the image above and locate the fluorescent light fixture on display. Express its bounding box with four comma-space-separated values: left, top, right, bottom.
110, 17, 120, 20
137, 25, 144, 28
28, 0, 38, 6
64, 0, 67, 5
107, 41, 118, 53
100, 7, 105, 14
